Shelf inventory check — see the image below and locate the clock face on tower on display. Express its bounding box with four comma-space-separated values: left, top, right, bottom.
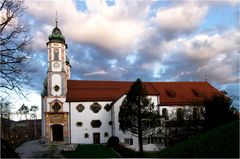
53, 61, 60, 68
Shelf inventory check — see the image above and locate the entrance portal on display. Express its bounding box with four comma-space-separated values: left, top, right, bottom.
52, 124, 63, 141
93, 133, 100, 144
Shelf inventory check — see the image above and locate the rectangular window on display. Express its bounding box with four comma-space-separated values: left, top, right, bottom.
54, 52, 59, 60
124, 138, 133, 145
142, 137, 162, 144
152, 137, 162, 144
143, 138, 148, 145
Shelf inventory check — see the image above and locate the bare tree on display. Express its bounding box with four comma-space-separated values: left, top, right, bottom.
0, 0, 32, 96
0, 98, 12, 140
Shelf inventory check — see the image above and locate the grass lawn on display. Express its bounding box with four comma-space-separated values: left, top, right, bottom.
113, 120, 239, 158
62, 144, 120, 158
146, 120, 239, 158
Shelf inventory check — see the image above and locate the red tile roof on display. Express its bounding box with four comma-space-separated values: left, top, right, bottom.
66, 80, 220, 105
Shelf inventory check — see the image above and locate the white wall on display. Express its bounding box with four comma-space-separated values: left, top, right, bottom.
51, 74, 62, 96
113, 95, 161, 151
70, 101, 112, 144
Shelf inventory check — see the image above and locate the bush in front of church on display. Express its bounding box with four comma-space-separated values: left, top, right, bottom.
107, 136, 119, 147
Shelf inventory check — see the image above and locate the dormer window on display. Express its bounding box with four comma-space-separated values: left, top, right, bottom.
165, 88, 176, 98
192, 88, 202, 97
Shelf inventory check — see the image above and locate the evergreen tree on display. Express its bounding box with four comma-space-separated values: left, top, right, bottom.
118, 78, 160, 154
17, 104, 29, 120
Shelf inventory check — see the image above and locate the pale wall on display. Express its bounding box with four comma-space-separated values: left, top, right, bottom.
70, 101, 112, 144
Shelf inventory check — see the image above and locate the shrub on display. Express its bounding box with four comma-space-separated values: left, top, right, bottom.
107, 136, 119, 147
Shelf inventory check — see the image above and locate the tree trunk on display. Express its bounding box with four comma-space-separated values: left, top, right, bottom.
34, 118, 37, 139
137, 97, 143, 156
138, 117, 143, 155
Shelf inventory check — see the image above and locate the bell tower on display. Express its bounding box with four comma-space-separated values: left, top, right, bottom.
46, 18, 71, 96
41, 18, 71, 143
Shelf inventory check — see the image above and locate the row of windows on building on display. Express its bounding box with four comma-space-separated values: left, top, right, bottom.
124, 137, 162, 145
161, 107, 203, 120
76, 120, 112, 128
76, 103, 111, 113
84, 132, 109, 138
51, 102, 112, 113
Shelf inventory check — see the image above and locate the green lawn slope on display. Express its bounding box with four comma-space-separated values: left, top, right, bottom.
148, 120, 239, 158
62, 144, 119, 158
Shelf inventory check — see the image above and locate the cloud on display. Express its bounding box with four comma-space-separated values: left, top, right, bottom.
179, 30, 237, 61
84, 70, 108, 76
158, 29, 239, 84
24, 0, 150, 52
154, 2, 208, 38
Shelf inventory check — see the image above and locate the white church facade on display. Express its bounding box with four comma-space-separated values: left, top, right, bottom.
41, 22, 220, 151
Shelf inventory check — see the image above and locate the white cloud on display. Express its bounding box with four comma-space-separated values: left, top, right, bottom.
84, 70, 108, 76
179, 30, 238, 61
154, 2, 208, 34
159, 29, 239, 84
25, 0, 150, 51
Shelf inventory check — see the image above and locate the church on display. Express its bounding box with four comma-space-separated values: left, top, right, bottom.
41, 21, 220, 151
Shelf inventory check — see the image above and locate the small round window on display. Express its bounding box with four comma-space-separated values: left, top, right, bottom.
90, 102, 101, 113
54, 85, 60, 92
76, 104, 85, 112
104, 104, 111, 112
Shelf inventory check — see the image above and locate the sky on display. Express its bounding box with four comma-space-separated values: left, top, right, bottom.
3, 0, 240, 120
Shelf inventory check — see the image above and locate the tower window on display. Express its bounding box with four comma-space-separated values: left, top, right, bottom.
54, 49, 59, 60
54, 85, 60, 92
52, 102, 61, 113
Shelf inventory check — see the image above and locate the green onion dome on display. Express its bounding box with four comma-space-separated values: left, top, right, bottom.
48, 26, 65, 43
46, 19, 67, 48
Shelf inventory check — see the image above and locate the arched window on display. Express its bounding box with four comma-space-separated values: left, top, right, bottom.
177, 108, 184, 125
162, 108, 169, 120
193, 107, 200, 121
